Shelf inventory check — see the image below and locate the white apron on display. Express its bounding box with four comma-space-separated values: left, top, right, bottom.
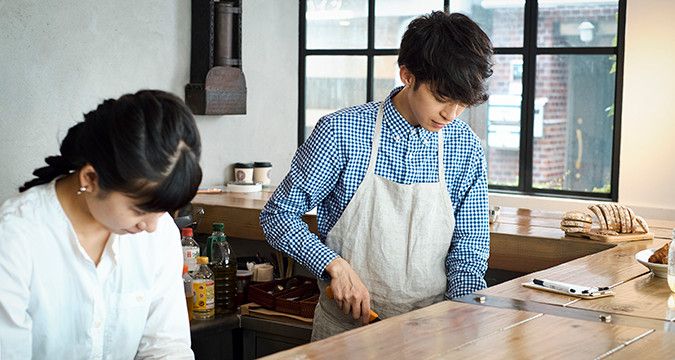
311, 102, 456, 341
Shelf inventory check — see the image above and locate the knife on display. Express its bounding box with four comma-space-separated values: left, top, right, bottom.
325, 286, 381, 323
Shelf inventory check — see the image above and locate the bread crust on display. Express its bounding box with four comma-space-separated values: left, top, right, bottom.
649, 243, 668, 264
588, 205, 607, 230
627, 207, 635, 233
599, 204, 615, 232
635, 216, 650, 233
562, 211, 592, 223
561, 219, 592, 228
561, 226, 591, 234
615, 204, 627, 233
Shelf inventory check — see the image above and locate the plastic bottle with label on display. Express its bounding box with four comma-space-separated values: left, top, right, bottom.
181, 228, 200, 274
192, 256, 215, 320
211, 234, 238, 315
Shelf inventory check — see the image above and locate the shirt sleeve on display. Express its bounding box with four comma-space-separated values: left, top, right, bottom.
445, 142, 490, 299
135, 215, 193, 360
260, 116, 343, 280
0, 215, 33, 360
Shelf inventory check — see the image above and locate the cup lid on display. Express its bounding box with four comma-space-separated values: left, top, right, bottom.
253, 162, 272, 167
234, 162, 254, 168
237, 270, 253, 277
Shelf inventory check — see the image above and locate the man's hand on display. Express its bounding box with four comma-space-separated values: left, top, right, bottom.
325, 257, 371, 324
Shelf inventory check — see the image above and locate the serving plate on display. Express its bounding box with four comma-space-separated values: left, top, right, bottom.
635, 248, 668, 278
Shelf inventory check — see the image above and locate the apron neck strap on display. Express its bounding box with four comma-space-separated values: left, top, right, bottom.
366, 102, 385, 173
438, 125, 445, 184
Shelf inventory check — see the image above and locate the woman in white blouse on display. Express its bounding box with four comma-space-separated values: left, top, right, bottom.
0, 90, 202, 359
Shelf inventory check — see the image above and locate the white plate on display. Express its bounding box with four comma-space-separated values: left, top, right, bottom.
635, 248, 668, 278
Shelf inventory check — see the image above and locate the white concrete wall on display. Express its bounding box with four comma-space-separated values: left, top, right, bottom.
0, 0, 298, 202
196, 0, 298, 188
1, 0, 674, 221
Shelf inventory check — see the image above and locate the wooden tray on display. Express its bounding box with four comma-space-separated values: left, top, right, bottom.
565, 231, 654, 243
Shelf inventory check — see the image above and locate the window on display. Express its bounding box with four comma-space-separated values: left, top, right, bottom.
299, 0, 625, 201
299, 0, 446, 143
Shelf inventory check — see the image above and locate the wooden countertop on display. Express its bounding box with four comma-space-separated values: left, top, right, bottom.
261, 300, 675, 359
192, 191, 675, 358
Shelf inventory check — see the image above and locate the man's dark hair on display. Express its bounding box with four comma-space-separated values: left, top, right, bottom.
398, 11, 494, 106
20, 90, 202, 213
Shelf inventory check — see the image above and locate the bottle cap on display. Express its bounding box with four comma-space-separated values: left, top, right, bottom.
181, 228, 193, 237
212, 223, 225, 232
183, 263, 188, 274
197, 256, 209, 265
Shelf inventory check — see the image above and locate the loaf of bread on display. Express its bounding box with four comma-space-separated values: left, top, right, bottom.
560, 211, 592, 234
586, 203, 648, 234
649, 243, 669, 264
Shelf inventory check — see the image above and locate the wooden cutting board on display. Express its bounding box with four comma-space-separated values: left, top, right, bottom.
565, 231, 654, 243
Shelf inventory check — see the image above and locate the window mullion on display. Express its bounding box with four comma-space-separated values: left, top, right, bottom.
609, 0, 627, 202
298, 0, 307, 147
367, 0, 375, 102
520, 0, 538, 193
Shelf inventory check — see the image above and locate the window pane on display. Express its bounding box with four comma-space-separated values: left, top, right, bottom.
464, 55, 523, 187
538, 0, 619, 47
374, 0, 444, 49
306, 0, 368, 49
305, 56, 367, 140
450, 0, 525, 48
373, 55, 401, 101
533, 55, 615, 193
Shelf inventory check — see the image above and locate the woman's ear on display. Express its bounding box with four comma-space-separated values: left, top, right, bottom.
399, 66, 416, 88
78, 164, 99, 194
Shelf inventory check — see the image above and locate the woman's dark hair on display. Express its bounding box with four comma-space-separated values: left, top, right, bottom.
398, 11, 494, 106
20, 90, 202, 213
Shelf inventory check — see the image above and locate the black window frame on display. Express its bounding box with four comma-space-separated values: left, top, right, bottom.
298, 0, 626, 202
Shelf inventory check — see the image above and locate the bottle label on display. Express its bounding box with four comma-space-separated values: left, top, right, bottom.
183, 246, 200, 272
193, 279, 215, 311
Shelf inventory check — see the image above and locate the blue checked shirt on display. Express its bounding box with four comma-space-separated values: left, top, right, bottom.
260, 87, 490, 299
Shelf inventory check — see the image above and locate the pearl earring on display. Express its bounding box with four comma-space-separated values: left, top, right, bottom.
77, 186, 87, 195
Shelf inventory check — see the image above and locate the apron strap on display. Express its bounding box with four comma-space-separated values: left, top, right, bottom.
366, 102, 385, 174
437, 126, 445, 185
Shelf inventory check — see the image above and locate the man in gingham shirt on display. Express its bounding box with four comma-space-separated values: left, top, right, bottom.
261, 12, 493, 340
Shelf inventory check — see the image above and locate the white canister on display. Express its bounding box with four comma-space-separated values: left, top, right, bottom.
233, 162, 254, 183
253, 162, 272, 185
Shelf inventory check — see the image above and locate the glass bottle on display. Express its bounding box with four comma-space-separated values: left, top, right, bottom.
192, 256, 215, 320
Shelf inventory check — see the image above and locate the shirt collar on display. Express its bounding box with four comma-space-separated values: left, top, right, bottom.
383, 86, 436, 142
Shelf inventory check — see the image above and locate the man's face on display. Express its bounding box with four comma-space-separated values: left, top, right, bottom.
405, 82, 466, 132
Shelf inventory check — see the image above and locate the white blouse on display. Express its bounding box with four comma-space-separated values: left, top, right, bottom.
0, 181, 193, 359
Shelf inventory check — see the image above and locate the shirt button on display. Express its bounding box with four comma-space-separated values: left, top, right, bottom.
94, 320, 102, 328
424, 139, 429, 145
394, 135, 401, 142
